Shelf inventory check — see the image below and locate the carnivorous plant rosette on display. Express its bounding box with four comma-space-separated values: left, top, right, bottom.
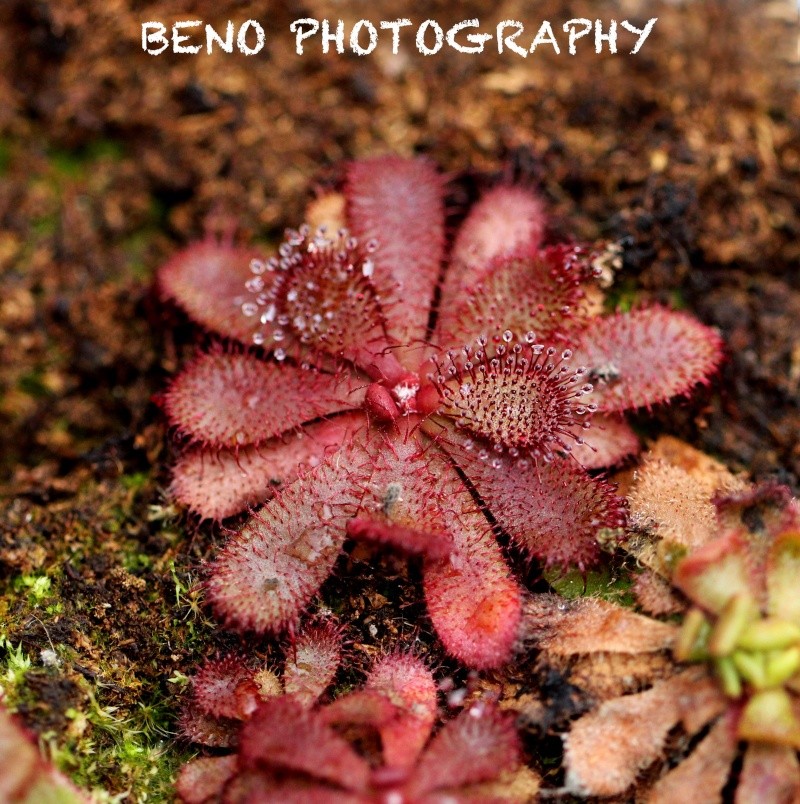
157, 155, 723, 668
526, 442, 800, 800
175, 624, 534, 803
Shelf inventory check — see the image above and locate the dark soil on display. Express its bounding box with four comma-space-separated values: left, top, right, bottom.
0, 0, 798, 798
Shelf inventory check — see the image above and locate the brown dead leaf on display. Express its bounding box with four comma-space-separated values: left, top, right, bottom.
468, 766, 542, 802
626, 440, 748, 577
677, 674, 728, 736
563, 669, 721, 798
735, 743, 800, 804
500, 692, 546, 729
647, 713, 737, 803
633, 569, 686, 617
526, 595, 677, 656
629, 459, 721, 549
646, 436, 738, 481
568, 652, 674, 702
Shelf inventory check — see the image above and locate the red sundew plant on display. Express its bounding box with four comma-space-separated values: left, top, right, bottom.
158, 155, 723, 668
176, 628, 526, 804
178, 619, 344, 750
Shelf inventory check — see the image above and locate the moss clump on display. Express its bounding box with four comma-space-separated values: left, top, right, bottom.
0, 472, 221, 798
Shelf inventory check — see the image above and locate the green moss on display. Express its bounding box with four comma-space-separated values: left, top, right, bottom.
55, 694, 192, 802
84, 140, 125, 163
1, 636, 33, 689
12, 573, 57, 606
47, 149, 88, 180
545, 564, 635, 606
31, 214, 59, 237
122, 552, 152, 573
47, 140, 125, 179
669, 288, 687, 310
120, 230, 157, 280
18, 370, 53, 399
120, 472, 150, 492
603, 277, 639, 313
148, 196, 170, 228
0, 475, 222, 800
0, 137, 11, 175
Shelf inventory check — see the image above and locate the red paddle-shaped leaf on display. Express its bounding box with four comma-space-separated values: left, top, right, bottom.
417, 452, 523, 669
321, 689, 398, 731
438, 245, 591, 349
346, 517, 453, 561
176, 755, 238, 804
170, 413, 366, 520
431, 336, 594, 462
245, 227, 389, 363
439, 185, 546, 319
346, 155, 445, 346
573, 307, 724, 413
158, 238, 265, 344
283, 620, 343, 706
177, 701, 238, 748
222, 774, 362, 804
239, 697, 371, 792
364, 653, 438, 769
344, 427, 522, 669
407, 703, 521, 796
320, 653, 437, 770
163, 349, 363, 448
568, 414, 640, 470
191, 654, 260, 720
443, 433, 627, 570
423, 527, 523, 670
205, 448, 362, 633
344, 432, 456, 561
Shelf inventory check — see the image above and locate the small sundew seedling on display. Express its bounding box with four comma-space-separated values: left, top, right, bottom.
175, 634, 530, 803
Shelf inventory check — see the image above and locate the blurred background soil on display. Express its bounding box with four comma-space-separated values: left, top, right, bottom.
0, 0, 798, 798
